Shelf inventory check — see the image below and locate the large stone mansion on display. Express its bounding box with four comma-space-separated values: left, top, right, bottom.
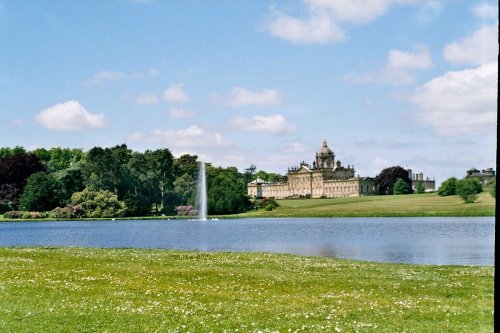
248, 139, 376, 199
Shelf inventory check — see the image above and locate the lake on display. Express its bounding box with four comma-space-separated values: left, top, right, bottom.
0, 217, 494, 265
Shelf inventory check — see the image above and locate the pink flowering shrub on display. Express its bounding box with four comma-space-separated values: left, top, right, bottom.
175, 205, 199, 216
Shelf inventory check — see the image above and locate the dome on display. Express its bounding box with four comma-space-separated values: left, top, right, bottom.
316, 139, 333, 156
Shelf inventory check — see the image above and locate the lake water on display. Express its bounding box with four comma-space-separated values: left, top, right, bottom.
0, 217, 494, 266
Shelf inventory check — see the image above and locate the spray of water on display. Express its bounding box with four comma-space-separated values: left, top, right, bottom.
197, 161, 208, 221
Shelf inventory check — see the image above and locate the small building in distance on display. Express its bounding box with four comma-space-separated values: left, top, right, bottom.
248, 139, 375, 199
405, 167, 436, 192
465, 167, 496, 185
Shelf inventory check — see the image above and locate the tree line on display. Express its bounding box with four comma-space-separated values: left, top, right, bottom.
0, 145, 251, 218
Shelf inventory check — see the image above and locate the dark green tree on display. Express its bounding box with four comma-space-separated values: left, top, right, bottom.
0, 152, 45, 209
0, 146, 26, 158
206, 166, 251, 215
19, 172, 63, 211
81, 144, 132, 199
53, 163, 85, 203
416, 182, 425, 194
456, 178, 483, 203
437, 177, 458, 196
393, 178, 412, 195
174, 173, 196, 205
374, 166, 411, 195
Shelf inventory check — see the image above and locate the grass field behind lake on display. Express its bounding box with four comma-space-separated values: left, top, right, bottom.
0, 247, 493, 332
237, 192, 495, 218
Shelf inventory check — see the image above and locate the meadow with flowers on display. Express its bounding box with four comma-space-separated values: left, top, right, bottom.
0, 247, 493, 332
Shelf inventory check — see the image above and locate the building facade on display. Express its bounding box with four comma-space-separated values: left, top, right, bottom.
405, 168, 436, 192
248, 139, 375, 199
465, 167, 496, 184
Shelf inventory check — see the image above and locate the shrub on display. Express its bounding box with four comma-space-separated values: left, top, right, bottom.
175, 205, 198, 216
456, 178, 483, 203
438, 177, 458, 196
393, 178, 412, 195
3, 211, 23, 219
70, 188, 127, 218
30, 211, 46, 219
252, 198, 280, 211
21, 211, 32, 219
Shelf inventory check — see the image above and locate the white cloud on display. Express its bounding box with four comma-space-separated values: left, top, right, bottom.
211, 87, 282, 106
85, 70, 125, 86
132, 93, 160, 105
162, 84, 189, 103
387, 47, 432, 70
443, 24, 498, 65
263, 0, 420, 43
168, 108, 195, 118
35, 100, 105, 131
264, 9, 345, 44
472, 2, 498, 19
343, 46, 432, 85
128, 125, 230, 148
412, 62, 497, 135
230, 114, 296, 135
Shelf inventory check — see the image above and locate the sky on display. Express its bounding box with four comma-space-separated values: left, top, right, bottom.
0, 0, 497, 186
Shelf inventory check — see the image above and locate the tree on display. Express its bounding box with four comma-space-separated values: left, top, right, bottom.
206, 166, 251, 214
374, 166, 411, 195
484, 177, 496, 198
437, 177, 458, 196
416, 182, 425, 194
456, 178, 483, 203
244, 164, 257, 183
174, 173, 196, 205
0, 146, 26, 158
19, 172, 64, 212
70, 188, 127, 218
81, 144, 132, 198
53, 164, 85, 202
0, 152, 45, 210
393, 178, 412, 195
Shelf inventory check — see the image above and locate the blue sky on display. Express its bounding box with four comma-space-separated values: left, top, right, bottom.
0, 0, 497, 185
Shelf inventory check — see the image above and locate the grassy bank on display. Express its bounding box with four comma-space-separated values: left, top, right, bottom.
0, 247, 494, 332
237, 192, 496, 218
1, 192, 495, 221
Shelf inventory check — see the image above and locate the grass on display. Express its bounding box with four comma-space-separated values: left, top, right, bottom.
236, 192, 496, 218
0, 247, 494, 332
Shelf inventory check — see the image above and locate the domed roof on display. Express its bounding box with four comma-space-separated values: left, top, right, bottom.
316, 139, 333, 156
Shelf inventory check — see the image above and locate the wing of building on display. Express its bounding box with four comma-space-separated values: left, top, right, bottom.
248, 139, 376, 199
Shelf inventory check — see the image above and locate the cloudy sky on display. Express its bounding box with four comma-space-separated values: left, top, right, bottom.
0, 0, 497, 185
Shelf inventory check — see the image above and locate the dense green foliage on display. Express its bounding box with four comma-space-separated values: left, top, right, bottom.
19, 172, 64, 212
438, 177, 458, 196
0, 247, 493, 332
206, 166, 251, 214
393, 177, 412, 195
70, 188, 127, 218
374, 166, 412, 195
0, 145, 252, 217
456, 178, 483, 203
0, 152, 45, 211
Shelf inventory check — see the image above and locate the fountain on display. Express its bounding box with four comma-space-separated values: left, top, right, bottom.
197, 161, 208, 221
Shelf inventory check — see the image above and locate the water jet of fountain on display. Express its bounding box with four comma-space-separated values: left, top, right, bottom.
197, 161, 208, 221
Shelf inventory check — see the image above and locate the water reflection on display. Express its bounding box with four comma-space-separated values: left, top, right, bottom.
0, 217, 494, 265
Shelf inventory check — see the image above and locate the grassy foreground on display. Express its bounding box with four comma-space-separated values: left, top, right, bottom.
237, 192, 495, 218
0, 247, 493, 332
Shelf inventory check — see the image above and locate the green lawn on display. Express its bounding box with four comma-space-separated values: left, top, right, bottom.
0, 247, 494, 332
236, 192, 495, 218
